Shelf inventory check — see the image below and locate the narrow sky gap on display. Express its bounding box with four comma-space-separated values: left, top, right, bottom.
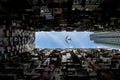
35, 31, 119, 49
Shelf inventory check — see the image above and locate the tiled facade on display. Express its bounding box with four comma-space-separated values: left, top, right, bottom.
0, 25, 35, 60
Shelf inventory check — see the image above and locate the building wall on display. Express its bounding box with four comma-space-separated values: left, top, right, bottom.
0, 25, 35, 60
90, 32, 120, 45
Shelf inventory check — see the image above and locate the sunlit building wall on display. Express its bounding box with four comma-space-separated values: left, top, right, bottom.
90, 32, 120, 45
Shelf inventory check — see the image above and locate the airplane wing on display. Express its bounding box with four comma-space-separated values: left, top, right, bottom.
65, 35, 68, 40
65, 38, 69, 43
65, 35, 69, 43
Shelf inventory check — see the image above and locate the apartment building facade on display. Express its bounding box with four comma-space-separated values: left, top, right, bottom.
90, 32, 120, 45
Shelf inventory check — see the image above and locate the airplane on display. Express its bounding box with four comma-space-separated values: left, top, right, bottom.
65, 35, 71, 43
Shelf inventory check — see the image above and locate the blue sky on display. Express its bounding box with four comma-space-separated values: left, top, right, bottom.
35, 31, 119, 48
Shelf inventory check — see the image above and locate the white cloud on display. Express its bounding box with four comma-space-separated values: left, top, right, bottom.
69, 46, 73, 48
97, 46, 102, 48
